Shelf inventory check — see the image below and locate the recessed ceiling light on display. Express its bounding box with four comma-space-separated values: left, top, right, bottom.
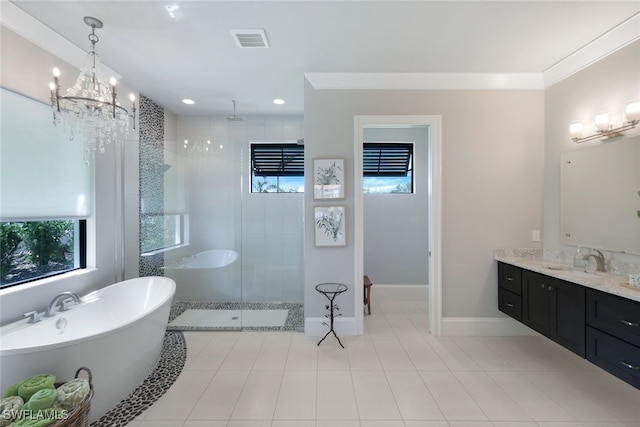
182, 99, 195, 105
273, 99, 285, 105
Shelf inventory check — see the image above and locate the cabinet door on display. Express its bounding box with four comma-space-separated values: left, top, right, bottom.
549, 278, 586, 357
523, 271, 550, 336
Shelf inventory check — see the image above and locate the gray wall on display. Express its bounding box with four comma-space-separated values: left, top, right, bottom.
304, 82, 545, 318
543, 40, 640, 266
0, 25, 140, 323
363, 127, 429, 285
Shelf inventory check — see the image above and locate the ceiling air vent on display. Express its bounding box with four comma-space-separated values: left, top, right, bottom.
230, 29, 270, 48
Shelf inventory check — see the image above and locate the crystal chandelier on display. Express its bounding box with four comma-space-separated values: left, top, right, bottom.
49, 16, 135, 154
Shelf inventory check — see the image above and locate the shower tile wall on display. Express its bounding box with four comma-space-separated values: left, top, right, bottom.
138, 94, 166, 277
176, 115, 304, 302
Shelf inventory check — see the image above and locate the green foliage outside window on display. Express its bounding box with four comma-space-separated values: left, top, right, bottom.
0, 220, 75, 286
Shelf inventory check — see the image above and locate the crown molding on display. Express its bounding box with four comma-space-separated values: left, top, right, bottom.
305, 72, 544, 90
542, 12, 640, 88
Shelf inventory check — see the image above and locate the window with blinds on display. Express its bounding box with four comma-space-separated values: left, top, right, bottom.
363, 142, 413, 193
251, 143, 304, 193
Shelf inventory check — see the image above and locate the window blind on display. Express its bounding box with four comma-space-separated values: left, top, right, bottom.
363, 142, 413, 177
0, 88, 92, 220
251, 143, 304, 177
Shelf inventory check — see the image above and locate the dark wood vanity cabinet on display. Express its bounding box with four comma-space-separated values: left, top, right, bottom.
586, 289, 640, 388
521, 270, 586, 357
498, 261, 640, 389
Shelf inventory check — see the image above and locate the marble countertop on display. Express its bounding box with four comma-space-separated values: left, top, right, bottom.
495, 255, 640, 303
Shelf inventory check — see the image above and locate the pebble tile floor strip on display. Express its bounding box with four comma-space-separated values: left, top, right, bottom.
90, 331, 186, 427
167, 301, 304, 332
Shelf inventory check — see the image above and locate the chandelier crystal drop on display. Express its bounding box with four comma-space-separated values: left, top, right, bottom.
50, 16, 135, 155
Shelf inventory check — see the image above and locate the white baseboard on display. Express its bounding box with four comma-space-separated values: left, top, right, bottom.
441, 316, 539, 336
305, 316, 358, 337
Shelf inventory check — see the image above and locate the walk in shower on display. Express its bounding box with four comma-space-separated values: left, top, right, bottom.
155, 115, 305, 331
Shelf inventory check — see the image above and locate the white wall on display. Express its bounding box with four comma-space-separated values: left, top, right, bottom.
0, 25, 140, 324
363, 127, 429, 285
170, 115, 305, 303
304, 82, 545, 321
543, 40, 640, 266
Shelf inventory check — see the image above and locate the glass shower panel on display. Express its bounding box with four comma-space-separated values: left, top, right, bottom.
239, 142, 304, 330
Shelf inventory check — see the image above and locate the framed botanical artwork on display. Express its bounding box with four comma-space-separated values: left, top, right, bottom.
314, 158, 344, 199
314, 206, 346, 247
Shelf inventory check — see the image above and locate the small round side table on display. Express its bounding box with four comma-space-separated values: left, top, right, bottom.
315, 283, 348, 348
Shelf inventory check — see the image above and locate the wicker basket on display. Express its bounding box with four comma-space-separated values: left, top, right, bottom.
51, 367, 94, 427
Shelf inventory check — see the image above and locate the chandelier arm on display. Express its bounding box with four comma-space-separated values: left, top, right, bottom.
57, 95, 129, 115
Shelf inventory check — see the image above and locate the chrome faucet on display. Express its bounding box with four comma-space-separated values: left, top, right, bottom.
23, 310, 44, 323
46, 292, 81, 317
583, 249, 606, 272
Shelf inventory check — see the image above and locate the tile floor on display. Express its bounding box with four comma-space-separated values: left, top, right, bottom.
130, 290, 640, 427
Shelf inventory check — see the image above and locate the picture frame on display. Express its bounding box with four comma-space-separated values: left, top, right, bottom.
314, 206, 346, 247
313, 158, 344, 199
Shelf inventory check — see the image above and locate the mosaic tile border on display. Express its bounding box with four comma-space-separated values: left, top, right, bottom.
167, 301, 304, 332
90, 331, 186, 427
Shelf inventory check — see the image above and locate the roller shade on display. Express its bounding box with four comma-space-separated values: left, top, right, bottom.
0, 88, 92, 220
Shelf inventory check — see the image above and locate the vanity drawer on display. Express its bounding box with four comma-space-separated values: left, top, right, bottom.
498, 262, 522, 295
587, 326, 640, 389
498, 288, 522, 321
586, 289, 640, 348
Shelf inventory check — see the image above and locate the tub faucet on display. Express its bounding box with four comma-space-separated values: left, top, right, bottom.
23, 311, 44, 323
46, 292, 81, 317
583, 249, 606, 272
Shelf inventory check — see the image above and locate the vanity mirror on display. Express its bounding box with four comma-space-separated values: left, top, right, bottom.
561, 135, 640, 254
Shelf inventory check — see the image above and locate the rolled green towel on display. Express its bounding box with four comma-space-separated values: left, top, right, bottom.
2, 381, 22, 398
22, 390, 56, 412
0, 396, 24, 427
55, 378, 89, 411
16, 376, 54, 403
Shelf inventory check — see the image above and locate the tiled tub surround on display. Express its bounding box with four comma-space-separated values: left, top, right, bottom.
495, 248, 640, 302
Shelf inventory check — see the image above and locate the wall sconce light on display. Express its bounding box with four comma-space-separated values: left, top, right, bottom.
570, 100, 640, 143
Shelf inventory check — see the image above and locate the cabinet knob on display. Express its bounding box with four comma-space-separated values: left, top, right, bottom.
506, 303, 515, 308
506, 277, 514, 281
540, 283, 546, 289
620, 319, 639, 327
548, 286, 554, 291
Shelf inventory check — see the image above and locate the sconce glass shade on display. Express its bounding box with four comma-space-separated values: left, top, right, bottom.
594, 112, 610, 131
625, 100, 640, 122
569, 121, 583, 139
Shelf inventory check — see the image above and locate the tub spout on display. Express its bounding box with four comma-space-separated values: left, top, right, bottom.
46, 292, 81, 317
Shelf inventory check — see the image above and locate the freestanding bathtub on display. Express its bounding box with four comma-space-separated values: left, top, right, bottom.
162, 250, 239, 302
0, 276, 175, 422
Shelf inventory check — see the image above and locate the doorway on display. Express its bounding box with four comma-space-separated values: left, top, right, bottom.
354, 115, 442, 336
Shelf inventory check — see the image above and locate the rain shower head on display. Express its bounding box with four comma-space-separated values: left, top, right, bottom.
227, 100, 243, 121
